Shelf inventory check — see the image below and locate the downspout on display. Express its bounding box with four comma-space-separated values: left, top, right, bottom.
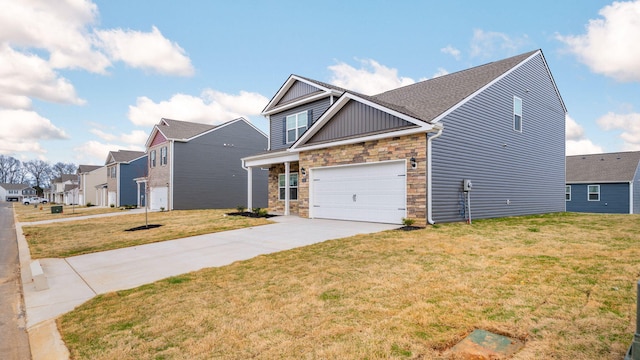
427, 124, 444, 225
241, 160, 253, 210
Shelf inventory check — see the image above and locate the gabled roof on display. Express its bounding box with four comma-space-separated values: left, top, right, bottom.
373, 50, 556, 123
0, 183, 31, 191
64, 184, 78, 192
106, 150, 146, 165
566, 151, 640, 183
262, 75, 346, 115
77, 165, 102, 174
156, 118, 217, 140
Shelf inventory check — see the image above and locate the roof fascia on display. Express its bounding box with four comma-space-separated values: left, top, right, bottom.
242, 150, 299, 167
290, 93, 434, 151
538, 50, 568, 113
262, 75, 341, 115
290, 127, 430, 153
431, 50, 543, 124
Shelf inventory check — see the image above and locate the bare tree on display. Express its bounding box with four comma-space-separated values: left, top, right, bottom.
24, 160, 52, 188
0, 155, 22, 183
51, 162, 78, 178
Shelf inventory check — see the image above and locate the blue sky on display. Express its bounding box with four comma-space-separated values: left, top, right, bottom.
1, 0, 639, 166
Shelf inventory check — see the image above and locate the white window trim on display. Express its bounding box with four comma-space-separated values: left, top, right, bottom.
565, 185, 571, 201
587, 184, 600, 202
513, 96, 522, 133
150, 150, 156, 168
278, 173, 298, 201
286, 111, 308, 144
160, 146, 167, 166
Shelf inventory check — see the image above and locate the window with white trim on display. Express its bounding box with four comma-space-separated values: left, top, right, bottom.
565, 185, 571, 201
150, 150, 156, 168
286, 111, 308, 143
513, 96, 522, 132
160, 146, 167, 166
110, 166, 117, 178
278, 173, 298, 200
588, 185, 600, 201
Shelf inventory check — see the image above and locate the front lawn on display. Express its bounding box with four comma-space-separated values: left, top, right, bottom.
58, 212, 639, 359
23, 209, 271, 258
14, 203, 124, 223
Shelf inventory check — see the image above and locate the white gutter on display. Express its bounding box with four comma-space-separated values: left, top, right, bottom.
427, 124, 444, 225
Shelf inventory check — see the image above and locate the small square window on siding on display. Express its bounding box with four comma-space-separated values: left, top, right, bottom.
278, 173, 298, 200
513, 96, 522, 132
565, 185, 571, 201
588, 185, 600, 201
286, 111, 308, 143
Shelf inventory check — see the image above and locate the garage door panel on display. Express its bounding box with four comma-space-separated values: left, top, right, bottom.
311, 161, 406, 224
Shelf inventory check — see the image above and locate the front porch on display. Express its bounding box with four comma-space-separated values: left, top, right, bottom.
243, 150, 300, 216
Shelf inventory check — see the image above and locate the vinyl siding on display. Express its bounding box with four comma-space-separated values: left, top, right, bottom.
634, 164, 640, 214
120, 156, 147, 206
270, 97, 331, 150
173, 120, 268, 209
431, 53, 566, 223
306, 100, 417, 144
566, 183, 630, 214
277, 80, 323, 106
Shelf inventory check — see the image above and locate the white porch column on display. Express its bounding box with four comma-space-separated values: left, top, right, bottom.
247, 166, 253, 210
284, 161, 290, 216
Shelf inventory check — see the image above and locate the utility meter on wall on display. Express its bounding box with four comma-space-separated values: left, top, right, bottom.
463, 179, 473, 192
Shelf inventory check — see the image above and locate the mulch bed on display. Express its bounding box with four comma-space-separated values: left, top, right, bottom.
125, 224, 163, 231
227, 212, 279, 219
396, 225, 425, 231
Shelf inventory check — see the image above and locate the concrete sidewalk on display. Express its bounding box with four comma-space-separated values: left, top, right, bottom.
18, 215, 397, 359
20, 208, 147, 226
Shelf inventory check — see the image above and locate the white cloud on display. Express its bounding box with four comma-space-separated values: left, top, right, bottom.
90, 128, 148, 145
557, 0, 640, 82
128, 90, 269, 126
441, 45, 461, 60
95, 26, 194, 76
596, 111, 640, 150
565, 114, 604, 155
328, 59, 416, 95
0, 109, 69, 155
73, 140, 144, 164
470, 29, 529, 58
0, 44, 85, 108
432, 68, 449, 78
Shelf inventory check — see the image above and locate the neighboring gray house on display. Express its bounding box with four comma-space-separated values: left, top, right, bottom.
144, 117, 268, 210
243, 49, 566, 225
0, 183, 36, 202
566, 151, 640, 214
105, 150, 147, 207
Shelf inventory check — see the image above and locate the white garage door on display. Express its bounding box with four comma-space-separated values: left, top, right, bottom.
310, 161, 406, 224
150, 186, 168, 211
108, 191, 117, 207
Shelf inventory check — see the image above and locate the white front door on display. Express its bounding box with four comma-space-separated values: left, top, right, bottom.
108, 191, 116, 207
150, 186, 168, 210
310, 160, 406, 224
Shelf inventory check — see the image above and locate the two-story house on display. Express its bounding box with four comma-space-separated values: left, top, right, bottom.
105, 150, 147, 207
144, 117, 268, 210
0, 183, 35, 202
243, 49, 566, 225
77, 165, 107, 206
49, 174, 78, 204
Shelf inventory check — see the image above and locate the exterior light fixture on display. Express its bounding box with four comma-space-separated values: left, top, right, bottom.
410, 157, 417, 169
300, 167, 307, 177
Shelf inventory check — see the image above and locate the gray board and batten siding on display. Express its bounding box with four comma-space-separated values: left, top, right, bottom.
270, 97, 332, 150
430, 52, 566, 223
172, 120, 268, 210
276, 80, 323, 106
566, 183, 630, 214
306, 100, 418, 145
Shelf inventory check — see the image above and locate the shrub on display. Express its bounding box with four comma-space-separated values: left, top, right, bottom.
110, 204, 115, 208
236, 205, 246, 213
86, 202, 94, 207
402, 217, 415, 226
258, 209, 269, 217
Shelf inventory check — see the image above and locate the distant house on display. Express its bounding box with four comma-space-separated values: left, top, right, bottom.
566, 151, 640, 214
105, 150, 147, 207
0, 183, 36, 202
243, 49, 566, 225
77, 165, 107, 206
49, 175, 78, 204
144, 117, 268, 211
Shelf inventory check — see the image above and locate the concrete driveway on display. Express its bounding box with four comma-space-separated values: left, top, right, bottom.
22, 215, 397, 328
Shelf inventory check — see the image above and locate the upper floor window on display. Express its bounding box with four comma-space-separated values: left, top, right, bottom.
160, 146, 167, 166
110, 166, 117, 178
286, 111, 308, 143
588, 185, 600, 201
565, 185, 571, 201
150, 150, 156, 168
513, 96, 522, 132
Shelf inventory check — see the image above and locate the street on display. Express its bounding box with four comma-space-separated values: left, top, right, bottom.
0, 202, 31, 359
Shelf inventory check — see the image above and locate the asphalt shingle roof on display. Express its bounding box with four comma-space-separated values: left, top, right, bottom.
107, 150, 146, 164
566, 151, 640, 183
157, 119, 218, 140
0, 183, 31, 190
372, 50, 538, 123
77, 165, 101, 173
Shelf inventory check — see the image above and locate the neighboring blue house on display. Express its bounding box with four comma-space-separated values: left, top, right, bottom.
566, 151, 640, 214
243, 49, 567, 224
105, 150, 147, 207
144, 117, 268, 210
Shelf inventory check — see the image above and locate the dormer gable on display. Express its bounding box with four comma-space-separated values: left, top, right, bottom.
262, 75, 345, 116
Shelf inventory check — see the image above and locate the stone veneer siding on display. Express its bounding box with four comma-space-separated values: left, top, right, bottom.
297, 134, 427, 226
268, 162, 300, 214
